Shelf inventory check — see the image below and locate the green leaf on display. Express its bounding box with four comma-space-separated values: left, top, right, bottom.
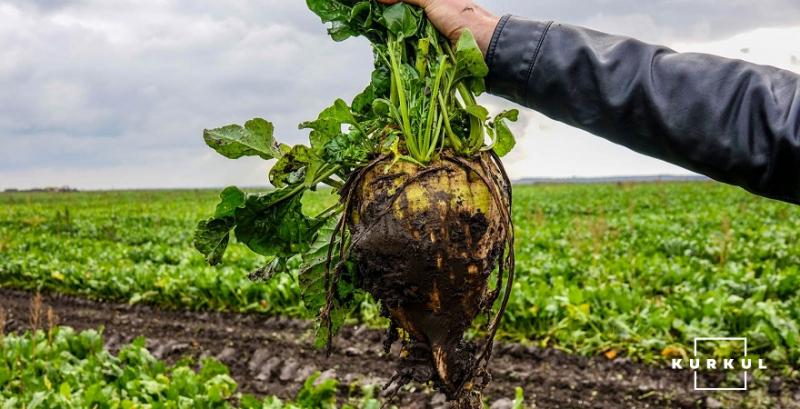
296, 372, 339, 407
214, 186, 246, 218
301, 123, 338, 156
492, 109, 519, 157
303, 160, 324, 188
234, 193, 315, 258
307, 0, 381, 42
352, 84, 375, 114
370, 66, 392, 96
248, 258, 285, 283
299, 218, 340, 315
306, 0, 351, 24
269, 145, 314, 188
313, 292, 360, 349
350, 67, 391, 114
203, 118, 281, 160
300, 99, 361, 153
350, 2, 373, 29
331, 99, 360, 127
324, 131, 370, 166
298, 218, 362, 348
512, 386, 525, 409
465, 104, 489, 122
194, 186, 247, 265
382, 3, 419, 39
193, 218, 234, 265
372, 99, 391, 116
328, 21, 358, 41
454, 29, 489, 83
199, 358, 230, 378
59, 383, 71, 400
466, 76, 487, 95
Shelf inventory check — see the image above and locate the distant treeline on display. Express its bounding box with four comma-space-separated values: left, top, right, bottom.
3, 186, 78, 193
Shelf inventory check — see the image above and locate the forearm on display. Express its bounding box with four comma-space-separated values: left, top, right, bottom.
486, 16, 800, 205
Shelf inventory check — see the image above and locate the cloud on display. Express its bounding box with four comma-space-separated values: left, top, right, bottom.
0, 0, 373, 189
479, 95, 693, 180
486, 0, 800, 43
672, 26, 800, 72
1, 0, 799, 189
3, 0, 83, 13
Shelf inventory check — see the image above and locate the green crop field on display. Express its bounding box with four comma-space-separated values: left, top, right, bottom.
0, 326, 383, 408
1, 182, 799, 371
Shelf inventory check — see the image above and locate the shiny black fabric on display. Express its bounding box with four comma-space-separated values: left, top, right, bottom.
486, 16, 800, 205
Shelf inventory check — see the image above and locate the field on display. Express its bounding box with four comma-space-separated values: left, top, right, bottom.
2, 182, 800, 407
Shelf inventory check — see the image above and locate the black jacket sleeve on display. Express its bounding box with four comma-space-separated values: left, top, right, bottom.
486, 16, 800, 205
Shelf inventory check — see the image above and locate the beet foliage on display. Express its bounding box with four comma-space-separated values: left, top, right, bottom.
194, 1, 518, 403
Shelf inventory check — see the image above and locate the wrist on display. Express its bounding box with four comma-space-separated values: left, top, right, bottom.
447, 4, 499, 56
473, 13, 501, 56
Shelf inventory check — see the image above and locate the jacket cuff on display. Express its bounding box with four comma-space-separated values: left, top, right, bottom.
486, 16, 553, 103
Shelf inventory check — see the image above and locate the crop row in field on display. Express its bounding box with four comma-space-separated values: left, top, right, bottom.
0, 190, 320, 316
1, 183, 799, 368
0, 324, 383, 408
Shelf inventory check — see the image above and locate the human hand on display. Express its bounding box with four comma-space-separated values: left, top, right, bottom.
377, 0, 500, 56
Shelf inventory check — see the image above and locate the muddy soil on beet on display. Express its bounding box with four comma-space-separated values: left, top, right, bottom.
1, 288, 798, 409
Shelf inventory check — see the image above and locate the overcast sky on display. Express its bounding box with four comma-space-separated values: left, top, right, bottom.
1, 0, 799, 190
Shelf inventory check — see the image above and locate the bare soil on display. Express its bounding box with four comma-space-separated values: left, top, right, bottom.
1, 288, 797, 408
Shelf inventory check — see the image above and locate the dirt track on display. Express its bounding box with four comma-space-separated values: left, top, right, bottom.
1, 288, 797, 408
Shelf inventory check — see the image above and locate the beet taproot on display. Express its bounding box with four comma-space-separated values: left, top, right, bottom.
344, 152, 512, 404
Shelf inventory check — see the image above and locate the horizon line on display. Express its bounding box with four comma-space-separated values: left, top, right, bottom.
1, 174, 711, 192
